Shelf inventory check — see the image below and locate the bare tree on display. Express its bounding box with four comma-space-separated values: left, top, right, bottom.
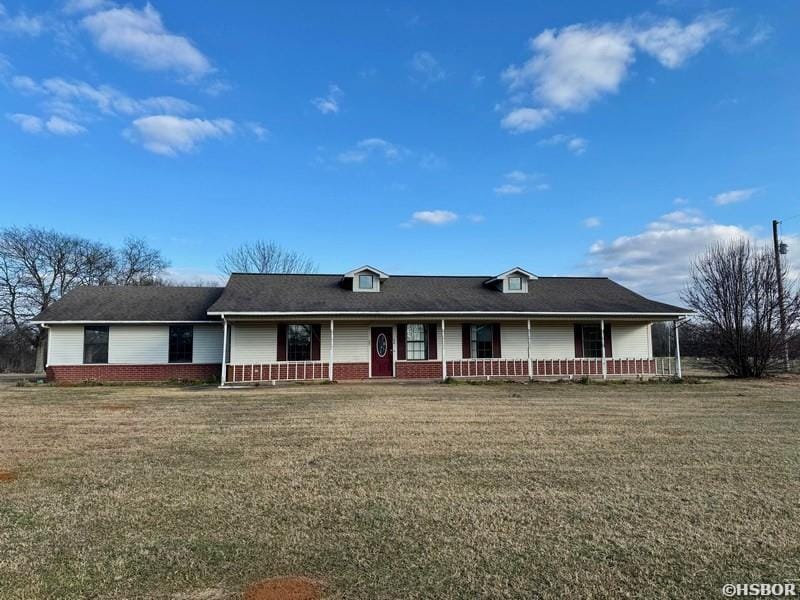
682, 239, 799, 377
0, 227, 170, 372
218, 240, 318, 275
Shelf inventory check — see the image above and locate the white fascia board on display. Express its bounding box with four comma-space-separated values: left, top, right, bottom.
207, 310, 692, 318
30, 320, 219, 325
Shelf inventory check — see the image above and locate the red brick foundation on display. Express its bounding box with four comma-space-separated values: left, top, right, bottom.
396, 360, 443, 379
47, 363, 221, 383
333, 362, 369, 380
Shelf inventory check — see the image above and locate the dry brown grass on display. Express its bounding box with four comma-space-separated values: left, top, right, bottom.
0, 378, 798, 599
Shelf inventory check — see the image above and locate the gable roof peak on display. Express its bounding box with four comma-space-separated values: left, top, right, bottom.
343, 265, 390, 279
485, 267, 537, 284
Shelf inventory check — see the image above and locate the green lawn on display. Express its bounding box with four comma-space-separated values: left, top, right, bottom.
1, 378, 799, 599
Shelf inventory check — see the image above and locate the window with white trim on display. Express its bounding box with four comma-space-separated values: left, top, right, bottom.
508, 276, 522, 291
83, 326, 109, 364
406, 324, 427, 360
470, 325, 493, 358
287, 324, 312, 361
358, 274, 374, 289
582, 325, 603, 358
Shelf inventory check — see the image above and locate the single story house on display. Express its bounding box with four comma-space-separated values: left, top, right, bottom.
33, 266, 690, 384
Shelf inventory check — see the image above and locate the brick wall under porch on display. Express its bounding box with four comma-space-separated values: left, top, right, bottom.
47, 363, 221, 383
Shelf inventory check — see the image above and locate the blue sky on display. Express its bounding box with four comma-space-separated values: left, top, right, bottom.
1, 1, 798, 302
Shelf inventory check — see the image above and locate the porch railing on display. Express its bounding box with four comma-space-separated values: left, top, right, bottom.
447, 357, 677, 378
226, 361, 327, 384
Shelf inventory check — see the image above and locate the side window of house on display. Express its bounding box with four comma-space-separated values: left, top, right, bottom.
169, 325, 193, 363
582, 325, 603, 358
83, 325, 109, 364
287, 324, 312, 361
471, 325, 493, 358
406, 324, 427, 360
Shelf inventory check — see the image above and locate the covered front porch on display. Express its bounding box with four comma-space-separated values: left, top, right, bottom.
220, 317, 682, 385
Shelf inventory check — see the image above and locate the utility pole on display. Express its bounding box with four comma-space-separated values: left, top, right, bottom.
772, 219, 790, 372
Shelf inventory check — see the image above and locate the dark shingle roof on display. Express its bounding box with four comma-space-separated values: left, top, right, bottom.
33, 286, 224, 322
207, 274, 689, 315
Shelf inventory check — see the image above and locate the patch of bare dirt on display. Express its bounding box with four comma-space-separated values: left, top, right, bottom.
243, 577, 322, 600
0, 471, 17, 482
99, 405, 133, 411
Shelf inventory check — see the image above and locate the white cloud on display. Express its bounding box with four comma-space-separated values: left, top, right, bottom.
504, 24, 634, 112
244, 121, 269, 141
13, 75, 198, 118
45, 115, 86, 135
493, 170, 548, 195
583, 216, 601, 228
494, 183, 525, 195
124, 115, 234, 156
673, 196, 689, 206
81, 4, 212, 79
311, 84, 343, 115
540, 133, 588, 155
6, 112, 86, 135
63, 0, 112, 14
409, 51, 445, 86
337, 138, 407, 164
586, 209, 754, 301
500, 13, 728, 132
505, 170, 528, 183
467, 214, 485, 223
713, 187, 757, 205
7, 112, 43, 133
633, 14, 728, 68
0, 3, 44, 36
500, 107, 553, 133
410, 210, 458, 225
647, 209, 706, 230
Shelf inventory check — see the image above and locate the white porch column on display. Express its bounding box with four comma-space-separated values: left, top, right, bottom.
220, 317, 228, 387
329, 319, 334, 381
600, 319, 607, 380
441, 319, 447, 380
674, 319, 682, 379
527, 319, 533, 380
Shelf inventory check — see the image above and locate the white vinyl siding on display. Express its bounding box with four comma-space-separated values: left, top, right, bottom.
48, 324, 224, 365
499, 321, 528, 359
442, 321, 463, 359
47, 326, 85, 365
531, 322, 575, 359
192, 325, 224, 363
229, 323, 277, 364
331, 323, 369, 362
610, 322, 651, 359
108, 326, 168, 364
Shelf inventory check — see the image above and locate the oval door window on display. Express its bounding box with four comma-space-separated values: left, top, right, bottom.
376, 333, 388, 357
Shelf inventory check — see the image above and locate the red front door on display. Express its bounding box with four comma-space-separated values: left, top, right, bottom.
371, 327, 393, 377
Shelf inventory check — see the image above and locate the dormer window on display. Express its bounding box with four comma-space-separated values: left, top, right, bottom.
485, 267, 537, 293
343, 265, 390, 293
